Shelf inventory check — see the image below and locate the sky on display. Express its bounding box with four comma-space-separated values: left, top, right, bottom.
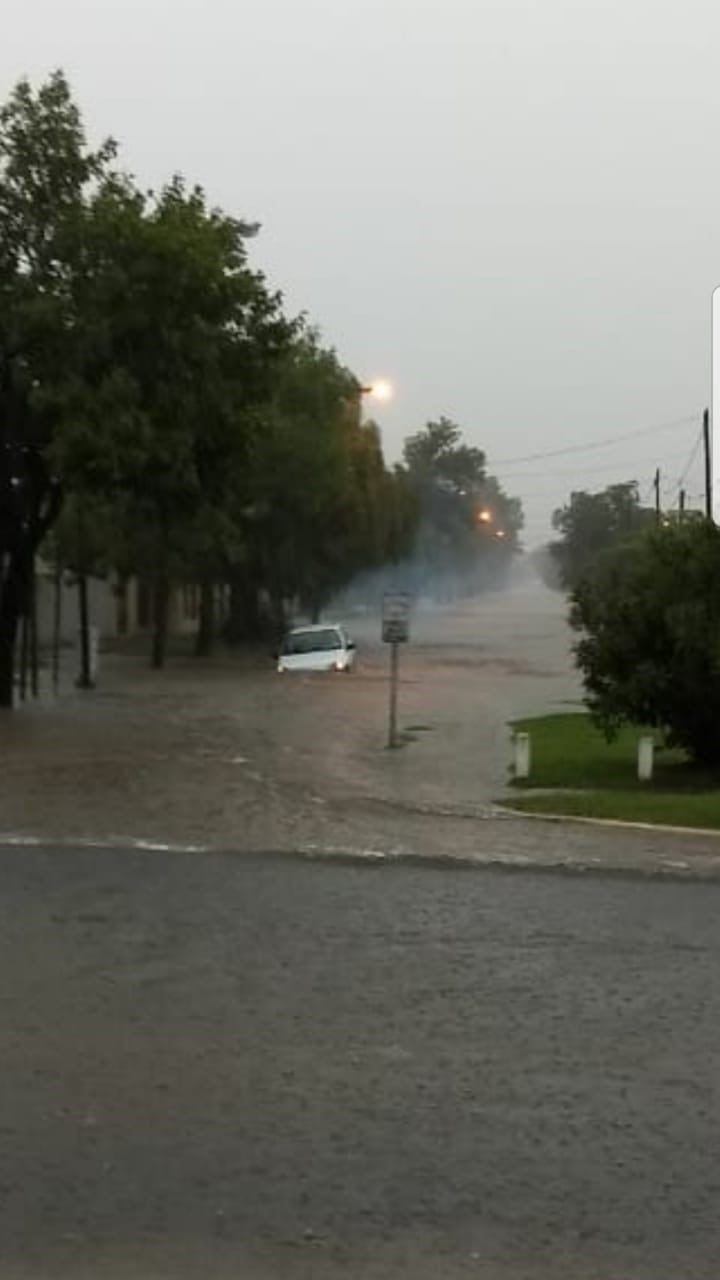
3, 0, 720, 545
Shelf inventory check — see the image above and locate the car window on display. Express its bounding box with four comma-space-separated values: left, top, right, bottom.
283, 629, 342, 654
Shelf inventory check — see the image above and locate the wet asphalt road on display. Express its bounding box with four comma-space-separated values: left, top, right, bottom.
2, 846, 720, 1279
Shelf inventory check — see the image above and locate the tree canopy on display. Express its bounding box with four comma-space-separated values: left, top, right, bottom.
401, 418, 523, 600
0, 71, 526, 701
571, 520, 720, 766
0, 72, 426, 690
550, 482, 653, 590
0, 71, 108, 703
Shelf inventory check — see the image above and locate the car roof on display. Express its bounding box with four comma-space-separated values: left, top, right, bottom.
288, 623, 344, 634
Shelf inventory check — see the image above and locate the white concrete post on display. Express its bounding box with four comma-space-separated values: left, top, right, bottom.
514, 732, 531, 780
638, 735, 654, 782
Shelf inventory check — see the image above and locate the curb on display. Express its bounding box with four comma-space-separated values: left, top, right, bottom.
0, 833, 210, 854
495, 804, 720, 841
1, 833, 720, 882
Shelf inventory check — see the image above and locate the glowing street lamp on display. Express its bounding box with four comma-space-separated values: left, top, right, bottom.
477, 508, 493, 524
360, 379, 394, 403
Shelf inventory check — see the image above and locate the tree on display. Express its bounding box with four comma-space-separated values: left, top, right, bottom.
0, 70, 420, 687
223, 333, 416, 638
0, 72, 115, 705
571, 520, 720, 766
550, 482, 653, 590
529, 544, 563, 591
402, 418, 523, 600
51, 172, 294, 666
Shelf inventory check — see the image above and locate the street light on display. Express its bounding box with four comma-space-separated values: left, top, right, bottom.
476, 508, 493, 524
360, 379, 394, 402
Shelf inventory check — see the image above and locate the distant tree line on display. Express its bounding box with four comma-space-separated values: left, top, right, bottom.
396, 417, 523, 600
0, 72, 523, 706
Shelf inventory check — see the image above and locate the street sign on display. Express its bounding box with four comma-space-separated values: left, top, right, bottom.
382, 593, 412, 748
382, 592, 412, 645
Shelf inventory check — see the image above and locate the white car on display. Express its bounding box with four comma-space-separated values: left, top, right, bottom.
277, 624, 357, 673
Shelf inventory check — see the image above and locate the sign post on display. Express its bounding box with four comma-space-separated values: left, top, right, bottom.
388, 639, 400, 749
382, 593, 411, 748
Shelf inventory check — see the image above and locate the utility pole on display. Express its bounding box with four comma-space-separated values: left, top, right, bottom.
679, 488, 686, 523
653, 467, 661, 525
703, 407, 712, 520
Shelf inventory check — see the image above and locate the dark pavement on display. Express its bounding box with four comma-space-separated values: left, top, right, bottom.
2, 844, 719, 1278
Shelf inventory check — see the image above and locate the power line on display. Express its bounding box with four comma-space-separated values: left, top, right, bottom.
490, 414, 699, 468
669, 426, 704, 495
508, 483, 647, 501
493, 447, 697, 482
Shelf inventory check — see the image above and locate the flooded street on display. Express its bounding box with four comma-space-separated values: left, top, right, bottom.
2, 581, 720, 1277
2, 580, 580, 846
1, 583, 720, 1277
4, 578, 720, 875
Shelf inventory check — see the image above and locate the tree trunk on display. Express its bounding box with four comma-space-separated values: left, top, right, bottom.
310, 590, 329, 624
52, 563, 62, 696
151, 576, 170, 669
0, 554, 26, 709
0, 425, 63, 707
223, 576, 243, 643
195, 579, 215, 657
0, 624, 15, 708
267, 591, 287, 641
76, 573, 93, 688
224, 573, 262, 643
19, 610, 28, 702
29, 564, 38, 699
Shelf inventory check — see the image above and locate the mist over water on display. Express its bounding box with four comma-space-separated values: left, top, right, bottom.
328, 551, 528, 619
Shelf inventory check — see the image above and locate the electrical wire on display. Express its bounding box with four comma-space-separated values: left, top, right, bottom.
490, 414, 700, 468
670, 427, 704, 495
492, 447, 697, 482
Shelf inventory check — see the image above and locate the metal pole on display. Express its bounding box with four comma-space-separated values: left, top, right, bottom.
679, 488, 686, 523
388, 641, 399, 749
704, 407, 712, 520
654, 467, 661, 525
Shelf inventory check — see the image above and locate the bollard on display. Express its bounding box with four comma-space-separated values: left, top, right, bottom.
514, 732, 531, 780
638, 735, 654, 782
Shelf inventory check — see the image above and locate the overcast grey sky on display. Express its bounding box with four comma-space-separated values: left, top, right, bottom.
4, 0, 720, 543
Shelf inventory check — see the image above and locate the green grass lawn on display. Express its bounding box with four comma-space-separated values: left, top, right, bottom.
504, 713, 720, 830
